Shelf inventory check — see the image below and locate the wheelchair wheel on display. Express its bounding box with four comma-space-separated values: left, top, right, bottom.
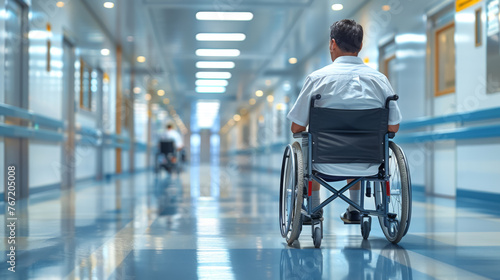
313, 227, 322, 248
378, 141, 411, 244
361, 216, 371, 240
279, 142, 304, 245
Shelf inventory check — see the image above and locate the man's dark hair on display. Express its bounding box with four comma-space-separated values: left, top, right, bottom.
330, 19, 363, 53
167, 123, 173, 129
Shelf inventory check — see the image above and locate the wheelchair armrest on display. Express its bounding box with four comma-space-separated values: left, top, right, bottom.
388, 132, 396, 139
293, 132, 309, 139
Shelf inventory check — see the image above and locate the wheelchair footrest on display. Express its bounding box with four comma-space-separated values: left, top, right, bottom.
302, 215, 323, 226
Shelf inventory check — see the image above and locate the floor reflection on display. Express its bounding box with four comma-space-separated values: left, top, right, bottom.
155, 176, 182, 227
280, 240, 413, 280
280, 248, 323, 279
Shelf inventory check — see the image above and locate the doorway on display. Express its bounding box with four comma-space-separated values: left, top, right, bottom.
3, 0, 29, 199
427, 3, 457, 197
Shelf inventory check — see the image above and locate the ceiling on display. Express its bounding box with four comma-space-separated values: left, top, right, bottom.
83, 0, 369, 130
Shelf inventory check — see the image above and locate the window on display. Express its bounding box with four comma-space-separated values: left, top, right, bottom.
486, 0, 500, 94
384, 55, 397, 85
475, 8, 482, 47
379, 39, 397, 91
79, 58, 93, 110
435, 22, 456, 96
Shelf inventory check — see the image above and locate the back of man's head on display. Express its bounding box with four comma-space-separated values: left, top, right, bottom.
167, 123, 174, 130
330, 19, 363, 54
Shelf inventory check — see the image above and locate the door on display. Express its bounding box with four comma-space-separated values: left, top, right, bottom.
61, 37, 76, 189
4, 0, 29, 199
427, 4, 457, 197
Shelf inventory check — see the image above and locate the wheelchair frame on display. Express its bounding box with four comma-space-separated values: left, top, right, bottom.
280, 94, 412, 247
155, 140, 180, 176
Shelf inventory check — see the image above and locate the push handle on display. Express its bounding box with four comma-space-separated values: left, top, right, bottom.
309, 94, 322, 109
385, 95, 399, 109
293, 132, 309, 139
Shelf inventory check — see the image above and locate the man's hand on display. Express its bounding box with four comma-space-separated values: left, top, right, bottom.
388, 124, 400, 133
291, 122, 306, 134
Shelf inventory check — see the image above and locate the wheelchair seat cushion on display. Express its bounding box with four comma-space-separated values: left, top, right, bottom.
313, 171, 362, 182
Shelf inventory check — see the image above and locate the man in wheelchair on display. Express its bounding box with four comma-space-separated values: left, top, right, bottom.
287, 19, 402, 225
157, 123, 184, 175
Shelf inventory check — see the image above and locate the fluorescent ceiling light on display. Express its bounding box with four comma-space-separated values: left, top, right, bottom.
196, 72, 232, 79
196, 33, 246, 41
104, 2, 114, 8
196, 61, 235, 69
196, 11, 253, 21
196, 87, 226, 93
196, 80, 229, 87
196, 49, 240, 57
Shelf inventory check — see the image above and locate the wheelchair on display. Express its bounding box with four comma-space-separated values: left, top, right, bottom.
155, 140, 180, 175
279, 94, 411, 248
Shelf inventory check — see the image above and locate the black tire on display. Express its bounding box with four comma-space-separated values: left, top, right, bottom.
379, 141, 411, 244
361, 220, 371, 240
279, 145, 293, 238
313, 227, 322, 248
279, 142, 304, 244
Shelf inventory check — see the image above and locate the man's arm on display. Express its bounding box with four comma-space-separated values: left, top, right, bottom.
388, 124, 400, 133
291, 122, 307, 134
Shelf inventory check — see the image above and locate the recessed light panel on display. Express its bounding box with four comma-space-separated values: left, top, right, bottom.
196, 61, 235, 69
331, 4, 343, 11
196, 12, 253, 21
196, 72, 232, 79
196, 80, 229, 87
196, 33, 246, 41
196, 86, 226, 93
196, 49, 240, 57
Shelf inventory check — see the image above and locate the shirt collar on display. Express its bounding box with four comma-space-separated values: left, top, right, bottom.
333, 56, 363, 65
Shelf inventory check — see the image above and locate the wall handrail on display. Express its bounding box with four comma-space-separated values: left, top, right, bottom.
135, 142, 148, 152
0, 103, 64, 129
396, 124, 500, 144
400, 107, 500, 131
0, 123, 64, 142
76, 125, 102, 138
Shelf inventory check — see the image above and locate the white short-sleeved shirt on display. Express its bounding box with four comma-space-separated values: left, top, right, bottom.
287, 56, 402, 177
161, 129, 184, 149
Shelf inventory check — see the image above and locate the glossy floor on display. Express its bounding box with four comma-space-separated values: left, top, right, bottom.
1, 163, 500, 280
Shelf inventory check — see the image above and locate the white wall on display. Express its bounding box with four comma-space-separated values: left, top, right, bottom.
74, 146, 96, 181
29, 142, 61, 188
135, 153, 147, 170
0, 0, 5, 194
455, 1, 500, 194
27, 0, 122, 187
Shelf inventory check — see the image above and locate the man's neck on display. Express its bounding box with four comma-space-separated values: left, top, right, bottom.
332, 53, 358, 62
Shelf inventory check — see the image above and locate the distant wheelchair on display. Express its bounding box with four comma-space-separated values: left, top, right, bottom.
155, 140, 180, 175
279, 94, 411, 247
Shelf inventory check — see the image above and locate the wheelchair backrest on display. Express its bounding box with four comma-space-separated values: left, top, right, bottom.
309, 105, 389, 164
160, 140, 175, 155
